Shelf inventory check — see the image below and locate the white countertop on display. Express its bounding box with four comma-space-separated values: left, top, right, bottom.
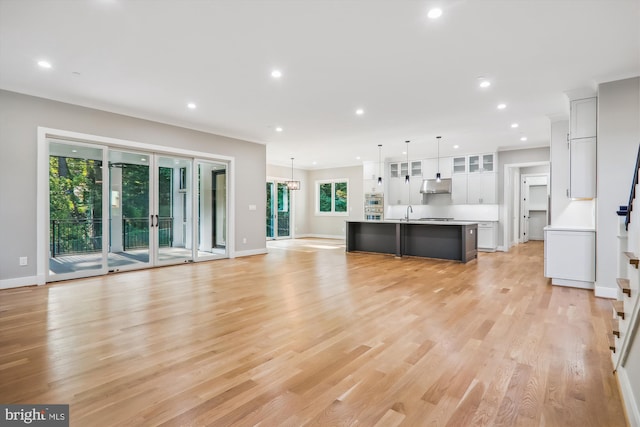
351, 220, 478, 226
544, 225, 596, 232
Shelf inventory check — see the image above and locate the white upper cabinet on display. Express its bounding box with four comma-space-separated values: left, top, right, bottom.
570, 137, 597, 199
452, 156, 466, 174
422, 157, 452, 179
468, 153, 495, 173
451, 174, 468, 204
467, 172, 497, 204
568, 96, 597, 199
362, 161, 378, 180
570, 97, 597, 140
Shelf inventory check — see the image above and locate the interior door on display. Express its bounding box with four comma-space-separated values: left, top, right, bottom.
521, 176, 530, 243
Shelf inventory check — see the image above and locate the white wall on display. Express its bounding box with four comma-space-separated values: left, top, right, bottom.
306, 166, 363, 238
549, 120, 596, 228
596, 77, 640, 296
0, 90, 266, 284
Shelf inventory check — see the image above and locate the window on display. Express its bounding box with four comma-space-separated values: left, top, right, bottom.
316, 179, 348, 215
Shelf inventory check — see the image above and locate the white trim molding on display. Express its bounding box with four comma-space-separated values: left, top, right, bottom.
0, 275, 45, 290
617, 368, 640, 427
595, 283, 619, 299
233, 248, 268, 258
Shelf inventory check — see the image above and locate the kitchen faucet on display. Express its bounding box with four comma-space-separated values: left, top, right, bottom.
405, 205, 413, 221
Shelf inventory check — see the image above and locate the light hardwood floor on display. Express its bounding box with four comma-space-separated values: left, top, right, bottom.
0, 239, 628, 426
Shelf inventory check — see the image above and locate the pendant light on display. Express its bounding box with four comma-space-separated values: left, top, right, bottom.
286, 157, 300, 190
404, 140, 410, 184
436, 136, 442, 182
377, 144, 383, 186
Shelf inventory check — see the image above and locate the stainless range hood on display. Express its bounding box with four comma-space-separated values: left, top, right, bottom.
420, 178, 452, 194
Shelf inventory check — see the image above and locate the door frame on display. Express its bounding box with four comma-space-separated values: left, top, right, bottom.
501, 161, 550, 252
37, 127, 235, 285
520, 174, 549, 242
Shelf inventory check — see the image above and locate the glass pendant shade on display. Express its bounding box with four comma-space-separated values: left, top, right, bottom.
377, 144, 383, 186
436, 136, 442, 182
405, 140, 410, 184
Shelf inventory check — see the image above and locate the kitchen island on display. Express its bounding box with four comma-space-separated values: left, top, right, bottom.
346, 220, 478, 263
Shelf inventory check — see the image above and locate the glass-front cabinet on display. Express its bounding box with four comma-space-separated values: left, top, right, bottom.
453, 156, 466, 174
469, 153, 494, 173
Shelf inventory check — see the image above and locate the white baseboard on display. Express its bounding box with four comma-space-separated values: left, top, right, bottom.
304, 234, 345, 240
551, 278, 594, 290
497, 245, 507, 252
595, 284, 619, 299
618, 367, 640, 427
0, 274, 45, 290
232, 248, 268, 258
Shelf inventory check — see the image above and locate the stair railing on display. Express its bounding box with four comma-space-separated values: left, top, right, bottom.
624, 143, 640, 230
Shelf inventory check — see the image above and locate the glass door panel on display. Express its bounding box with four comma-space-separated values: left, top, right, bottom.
108, 150, 151, 271
48, 141, 106, 280
266, 182, 275, 239
277, 183, 291, 238
266, 181, 291, 240
155, 156, 193, 265
196, 160, 228, 260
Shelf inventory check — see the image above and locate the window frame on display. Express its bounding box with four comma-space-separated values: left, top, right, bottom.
315, 179, 349, 216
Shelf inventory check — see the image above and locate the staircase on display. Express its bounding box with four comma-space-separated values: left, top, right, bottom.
609, 145, 640, 425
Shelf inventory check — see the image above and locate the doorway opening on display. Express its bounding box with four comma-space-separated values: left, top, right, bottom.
266, 181, 292, 240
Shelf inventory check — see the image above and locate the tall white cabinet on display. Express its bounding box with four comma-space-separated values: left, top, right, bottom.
569, 97, 597, 199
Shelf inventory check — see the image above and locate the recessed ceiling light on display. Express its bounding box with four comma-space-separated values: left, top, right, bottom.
402, 151, 407, 155
71, 149, 77, 153
427, 8, 443, 19
37, 60, 52, 69
479, 80, 491, 88
271, 70, 282, 78
355, 108, 364, 115
275, 127, 283, 132
312, 161, 317, 165
453, 145, 459, 149
497, 103, 507, 110
520, 136, 528, 141
511, 123, 519, 128
187, 103, 197, 109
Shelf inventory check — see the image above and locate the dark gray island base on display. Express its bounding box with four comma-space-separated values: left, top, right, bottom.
346, 220, 478, 263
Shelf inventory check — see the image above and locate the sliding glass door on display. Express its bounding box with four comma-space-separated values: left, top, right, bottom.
48, 141, 107, 280
107, 149, 151, 271
266, 181, 291, 239
155, 155, 193, 265
47, 137, 229, 282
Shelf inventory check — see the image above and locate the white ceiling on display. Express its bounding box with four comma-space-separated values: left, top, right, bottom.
1, 0, 638, 169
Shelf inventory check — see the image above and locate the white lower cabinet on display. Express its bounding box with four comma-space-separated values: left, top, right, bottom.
477, 222, 497, 252
544, 227, 595, 289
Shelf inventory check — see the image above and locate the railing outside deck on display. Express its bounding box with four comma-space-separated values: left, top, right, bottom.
50, 217, 173, 257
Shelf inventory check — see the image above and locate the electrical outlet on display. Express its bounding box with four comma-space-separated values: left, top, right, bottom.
242, 237, 247, 244
19, 257, 28, 266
